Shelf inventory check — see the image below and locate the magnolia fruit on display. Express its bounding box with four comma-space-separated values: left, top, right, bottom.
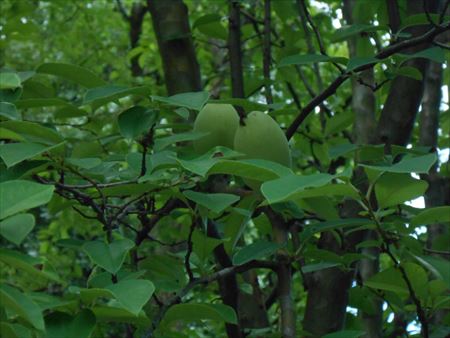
193, 103, 239, 154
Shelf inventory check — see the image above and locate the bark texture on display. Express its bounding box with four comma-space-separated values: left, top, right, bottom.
148, 0, 201, 95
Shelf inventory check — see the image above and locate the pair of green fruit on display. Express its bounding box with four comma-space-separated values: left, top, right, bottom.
193, 103, 291, 168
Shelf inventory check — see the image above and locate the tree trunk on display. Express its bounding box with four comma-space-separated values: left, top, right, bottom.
129, 2, 146, 77
148, 0, 201, 95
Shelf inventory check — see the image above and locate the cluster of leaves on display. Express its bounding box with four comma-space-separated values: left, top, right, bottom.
0, 0, 449, 337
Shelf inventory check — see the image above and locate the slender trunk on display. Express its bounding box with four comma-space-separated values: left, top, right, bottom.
228, 0, 244, 98
266, 208, 296, 338
129, 2, 146, 77
148, 0, 201, 95
263, 0, 273, 105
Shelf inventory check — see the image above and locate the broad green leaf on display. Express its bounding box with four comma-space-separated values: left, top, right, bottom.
154, 131, 208, 151
192, 230, 223, 265
394, 66, 422, 81
139, 255, 187, 292
105, 279, 155, 316
45, 310, 96, 338
83, 85, 150, 106
411, 206, 450, 226
400, 47, 446, 64
36, 63, 106, 88
361, 153, 437, 173
0, 322, 31, 338
15, 98, 68, 109
323, 330, 365, 338
207, 159, 292, 182
152, 91, 210, 111
0, 87, 22, 103
232, 240, 282, 266
332, 24, 386, 42
301, 262, 342, 273
375, 173, 428, 209
0, 102, 20, 120
65, 157, 102, 169
0, 142, 62, 168
347, 57, 380, 71
261, 173, 335, 204
0, 248, 60, 282
211, 98, 268, 112
183, 190, 240, 214
365, 267, 409, 295
0, 284, 45, 331
0, 72, 21, 89
301, 219, 373, 244
92, 306, 150, 326
0, 180, 54, 219
0, 120, 63, 145
118, 106, 157, 139
0, 213, 35, 245
162, 303, 237, 326
193, 14, 227, 40
414, 255, 450, 288
83, 239, 135, 274
278, 54, 347, 67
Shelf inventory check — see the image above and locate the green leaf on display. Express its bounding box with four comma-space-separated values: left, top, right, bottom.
0, 180, 54, 219
375, 173, 428, 209
411, 206, 450, 226
365, 267, 409, 295
208, 159, 292, 182
0, 284, 45, 331
193, 14, 227, 40
261, 173, 335, 204
154, 131, 208, 151
332, 24, 386, 42
347, 56, 380, 71
301, 219, 373, 244
66, 157, 102, 169
0, 102, 20, 120
394, 66, 422, 81
151, 91, 210, 111
0, 72, 21, 89
232, 240, 281, 266
183, 190, 240, 214
139, 255, 187, 292
361, 153, 437, 173
401, 47, 446, 64
0, 248, 60, 282
118, 106, 157, 139
15, 98, 69, 109
0, 213, 35, 245
211, 98, 268, 112
83, 239, 135, 274
323, 330, 365, 338
0, 322, 31, 338
0, 120, 63, 145
162, 303, 237, 326
92, 306, 150, 326
36, 63, 106, 88
0, 142, 62, 168
105, 279, 155, 316
301, 262, 342, 273
414, 255, 450, 288
83, 85, 150, 106
278, 54, 347, 67
45, 310, 96, 338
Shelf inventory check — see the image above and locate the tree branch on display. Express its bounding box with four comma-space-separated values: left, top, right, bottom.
285, 22, 450, 140
263, 0, 273, 105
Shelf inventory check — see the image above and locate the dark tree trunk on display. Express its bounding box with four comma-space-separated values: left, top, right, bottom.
129, 2, 147, 77
148, 0, 202, 95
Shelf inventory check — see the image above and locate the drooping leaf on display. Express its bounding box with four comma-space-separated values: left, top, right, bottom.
0, 142, 62, 168
0, 284, 45, 331
118, 106, 157, 139
0, 180, 54, 219
83, 239, 135, 274
361, 153, 437, 174
375, 173, 428, 209
411, 206, 450, 226
151, 91, 210, 111
45, 310, 96, 338
232, 240, 282, 266
183, 190, 240, 214
0, 102, 20, 120
162, 303, 237, 326
36, 62, 106, 88
0, 213, 35, 245
105, 280, 155, 316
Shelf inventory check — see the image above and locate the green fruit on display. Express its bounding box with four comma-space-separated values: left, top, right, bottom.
193, 103, 239, 154
234, 111, 291, 167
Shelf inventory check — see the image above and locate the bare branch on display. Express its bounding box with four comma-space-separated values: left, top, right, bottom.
285, 22, 450, 140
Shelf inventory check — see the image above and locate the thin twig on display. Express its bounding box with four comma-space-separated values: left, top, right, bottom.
263, 0, 273, 105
